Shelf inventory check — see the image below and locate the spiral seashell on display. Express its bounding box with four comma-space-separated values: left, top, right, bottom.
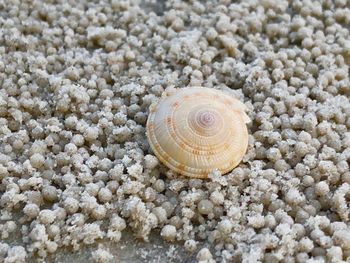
146, 87, 250, 178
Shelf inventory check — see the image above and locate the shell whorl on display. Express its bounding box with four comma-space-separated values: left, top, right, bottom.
188, 107, 222, 136
146, 87, 250, 178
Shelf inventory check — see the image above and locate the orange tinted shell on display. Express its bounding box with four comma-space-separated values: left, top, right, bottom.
146, 87, 250, 178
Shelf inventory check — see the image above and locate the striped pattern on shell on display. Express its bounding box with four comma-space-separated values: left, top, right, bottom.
146, 87, 250, 178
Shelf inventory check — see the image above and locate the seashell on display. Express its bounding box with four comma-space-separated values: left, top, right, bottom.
146, 87, 250, 178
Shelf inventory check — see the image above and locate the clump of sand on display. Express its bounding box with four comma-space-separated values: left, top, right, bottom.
1, 0, 350, 262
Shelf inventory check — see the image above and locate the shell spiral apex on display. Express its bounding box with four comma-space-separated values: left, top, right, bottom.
146, 87, 250, 178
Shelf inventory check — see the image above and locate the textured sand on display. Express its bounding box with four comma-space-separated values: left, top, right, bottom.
1, 0, 350, 262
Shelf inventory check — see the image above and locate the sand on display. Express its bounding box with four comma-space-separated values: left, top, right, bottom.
1, 0, 350, 262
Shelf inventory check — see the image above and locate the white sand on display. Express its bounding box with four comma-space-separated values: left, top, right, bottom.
1, 0, 350, 262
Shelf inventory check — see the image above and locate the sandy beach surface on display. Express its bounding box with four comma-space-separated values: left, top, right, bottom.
1, 0, 350, 262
